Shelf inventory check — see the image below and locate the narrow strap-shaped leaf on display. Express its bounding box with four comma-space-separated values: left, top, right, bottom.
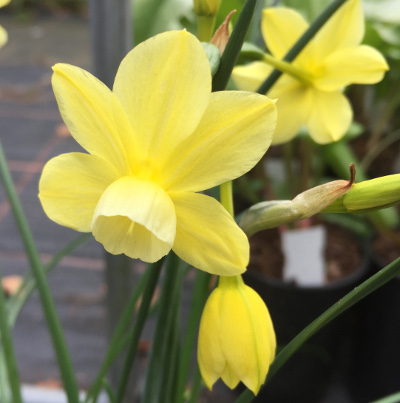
0, 140, 80, 403
212, 0, 258, 92
85, 263, 154, 403
235, 256, 400, 402
0, 352, 12, 403
175, 270, 211, 403
0, 267, 23, 403
142, 252, 184, 403
7, 233, 92, 328
114, 258, 164, 403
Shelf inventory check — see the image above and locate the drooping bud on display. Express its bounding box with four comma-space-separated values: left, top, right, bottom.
240, 165, 355, 236
198, 275, 276, 395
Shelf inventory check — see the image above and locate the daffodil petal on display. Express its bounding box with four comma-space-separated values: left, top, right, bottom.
232, 62, 273, 92
261, 8, 311, 63
306, 89, 352, 144
313, 0, 364, 59
162, 91, 277, 192
243, 286, 276, 370
220, 286, 264, 395
0, 25, 7, 48
198, 288, 225, 390
113, 30, 211, 162
270, 78, 312, 145
221, 364, 241, 391
314, 45, 389, 91
92, 176, 176, 262
0, 0, 10, 7
171, 192, 248, 275
52, 64, 128, 174
39, 153, 120, 232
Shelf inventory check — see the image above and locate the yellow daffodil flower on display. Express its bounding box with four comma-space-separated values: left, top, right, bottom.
39, 30, 277, 276
198, 275, 276, 394
0, 0, 11, 48
232, 0, 388, 145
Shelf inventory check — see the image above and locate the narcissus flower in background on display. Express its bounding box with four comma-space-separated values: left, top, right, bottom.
198, 275, 276, 394
39, 30, 277, 276
232, 0, 388, 145
0, 0, 11, 48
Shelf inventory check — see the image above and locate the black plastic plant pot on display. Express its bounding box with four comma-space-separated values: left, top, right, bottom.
347, 254, 400, 403
242, 233, 370, 403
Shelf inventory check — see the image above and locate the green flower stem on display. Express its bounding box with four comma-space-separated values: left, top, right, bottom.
0, 352, 12, 403
197, 15, 216, 42
85, 262, 155, 403
0, 267, 23, 403
7, 233, 92, 328
0, 140, 80, 403
257, 0, 350, 94
262, 54, 314, 85
142, 252, 184, 403
0, 235, 90, 402
212, 0, 258, 92
114, 258, 164, 403
220, 180, 234, 217
175, 270, 211, 403
235, 256, 400, 403
162, 293, 181, 402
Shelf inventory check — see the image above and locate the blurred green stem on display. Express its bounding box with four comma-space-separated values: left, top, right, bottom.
212, 0, 258, 92
85, 262, 156, 403
114, 258, 164, 403
197, 16, 216, 42
0, 140, 79, 403
220, 181, 234, 216
7, 233, 92, 328
0, 267, 22, 403
176, 270, 212, 403
142, 252, 184, 403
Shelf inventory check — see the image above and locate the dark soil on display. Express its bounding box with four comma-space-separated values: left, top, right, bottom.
248, 223, 362, 284
372, 231, 400, 266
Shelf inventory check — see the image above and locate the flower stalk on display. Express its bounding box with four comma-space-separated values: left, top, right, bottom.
262, 53, 314, 85
114, 258, 164, 403
0, 267, 23, 403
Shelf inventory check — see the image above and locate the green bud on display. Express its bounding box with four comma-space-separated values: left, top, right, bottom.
324, 174, 400, 214
240, 175, 354, 237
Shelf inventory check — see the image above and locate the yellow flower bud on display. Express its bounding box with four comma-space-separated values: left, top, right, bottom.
198, 275, 276, 395
193, 0, 222, 17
